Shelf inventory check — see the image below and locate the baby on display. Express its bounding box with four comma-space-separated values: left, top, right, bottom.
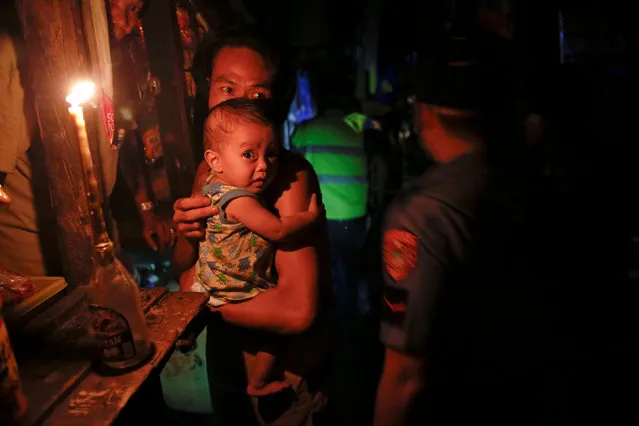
192, 98, 320, 396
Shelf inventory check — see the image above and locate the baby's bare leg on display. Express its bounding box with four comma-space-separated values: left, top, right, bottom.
247, 350, 290, 396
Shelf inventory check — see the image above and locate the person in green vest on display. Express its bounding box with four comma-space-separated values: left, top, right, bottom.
290, 80, 377, 330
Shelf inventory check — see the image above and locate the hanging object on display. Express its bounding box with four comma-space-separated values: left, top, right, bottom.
134, 19, 165, 166
175, 1, 209, 124
82, 0, 118, 196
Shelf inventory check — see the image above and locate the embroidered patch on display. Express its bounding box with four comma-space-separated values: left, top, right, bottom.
383, 229, 418, 281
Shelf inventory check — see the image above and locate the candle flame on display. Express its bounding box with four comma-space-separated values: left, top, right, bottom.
66, 81, 96, 107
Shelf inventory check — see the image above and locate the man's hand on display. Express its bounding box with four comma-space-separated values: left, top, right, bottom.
172, 195, 219, 241
171, 195, 218, 276
140, 210, 174, 251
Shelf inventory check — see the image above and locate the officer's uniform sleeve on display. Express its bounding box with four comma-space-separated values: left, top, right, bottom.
380, 199, 447, 357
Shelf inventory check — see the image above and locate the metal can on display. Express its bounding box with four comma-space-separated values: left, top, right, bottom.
0, 294, 28, 425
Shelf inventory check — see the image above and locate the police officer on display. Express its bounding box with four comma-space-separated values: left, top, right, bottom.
373, 53, 535, 425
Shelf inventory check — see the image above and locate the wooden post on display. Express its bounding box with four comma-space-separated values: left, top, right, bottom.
18, 0, 104, 289
142, 1, 195, 199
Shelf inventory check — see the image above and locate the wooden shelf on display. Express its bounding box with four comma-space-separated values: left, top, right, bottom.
3, 276, 68, 326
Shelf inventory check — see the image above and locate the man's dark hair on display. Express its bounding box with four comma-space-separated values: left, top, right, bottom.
200, 28, 276, 76
193, 25, 292, 104
204, 98, 275, 150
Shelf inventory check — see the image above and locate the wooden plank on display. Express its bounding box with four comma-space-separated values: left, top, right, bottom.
142, 1, 195, 199
17, 0, 107, 290
140, 287, 170, 313
21, 356, 92, 426
18, 288, 170, 425
41, 292, 207, 426
19, 287, 87, 336
3, 277, 69, 326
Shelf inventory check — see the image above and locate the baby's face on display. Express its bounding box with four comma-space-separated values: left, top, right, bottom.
207, 123, 279, 193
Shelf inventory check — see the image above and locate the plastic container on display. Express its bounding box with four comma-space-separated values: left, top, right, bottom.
160, 327, 213, 414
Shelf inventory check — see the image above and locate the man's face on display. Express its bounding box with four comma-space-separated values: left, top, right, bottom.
109, 0, 144, 41
413, 102, 434, 158
208, 47, 274, 109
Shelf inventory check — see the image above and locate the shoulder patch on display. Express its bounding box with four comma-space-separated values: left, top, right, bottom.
383, 229, 418, 281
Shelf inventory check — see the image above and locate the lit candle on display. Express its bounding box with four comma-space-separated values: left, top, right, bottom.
66, 82, 110, 245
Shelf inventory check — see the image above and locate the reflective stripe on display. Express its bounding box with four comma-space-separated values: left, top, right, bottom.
310, 155, 367, 181
318, 175, 368, 185
299, 145, 365, 157
291, 114, 370, 220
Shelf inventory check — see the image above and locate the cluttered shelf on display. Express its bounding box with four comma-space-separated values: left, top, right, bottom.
4, 283, 207, 426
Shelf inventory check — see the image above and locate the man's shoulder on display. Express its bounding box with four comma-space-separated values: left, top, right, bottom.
277, 150, 320, 187
292, 116, 343, 136
294, 115, 335, 129
280, 149, 314, 170
290, 118, 320, 147
384, 187, 444, 234
266, 150, 321, 212
418, 154, 491, 211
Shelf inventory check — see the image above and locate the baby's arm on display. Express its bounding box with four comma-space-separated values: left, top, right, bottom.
225, 194, 319, 242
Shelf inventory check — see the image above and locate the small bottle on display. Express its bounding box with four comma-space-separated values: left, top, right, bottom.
85, 241, 155, 374
0, 294, 28, 425
113, 128, 127, 150
137, 76, 164, 166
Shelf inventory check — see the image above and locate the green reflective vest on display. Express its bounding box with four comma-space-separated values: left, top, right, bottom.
291, 112, 370, 221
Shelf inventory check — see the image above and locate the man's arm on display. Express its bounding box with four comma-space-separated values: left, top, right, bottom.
117, 128, 174, 251
217, 155, 322, 334
374, 349, 425, 426
374, 199, 445, 425
225, 194, 318, 242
